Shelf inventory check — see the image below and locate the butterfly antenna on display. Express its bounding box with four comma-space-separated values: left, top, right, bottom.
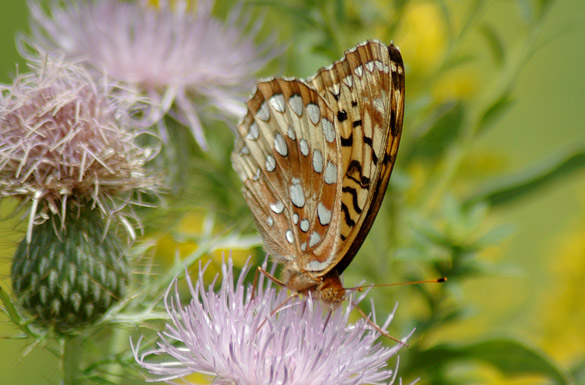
345, 277, 447, 292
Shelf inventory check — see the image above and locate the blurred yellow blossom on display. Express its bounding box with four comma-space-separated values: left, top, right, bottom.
395, 1, 448, 75
155, 210, 252, 280
148, 0, 196, 10
540, 214, 585, 365
152, 372, 211, 385
404, 161, 431, 204
458, 151, 508, 180
182, 373, 212, 384
432, 68, 481, 102
474, 364, 546, 385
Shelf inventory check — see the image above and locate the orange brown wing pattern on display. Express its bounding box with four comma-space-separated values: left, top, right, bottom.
232, 40, 405, 283
232, 79, 343, 271
307, 40, 405, 275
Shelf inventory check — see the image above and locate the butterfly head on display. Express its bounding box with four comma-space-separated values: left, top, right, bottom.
316, 272, 346, 307
283, 266, 346, 307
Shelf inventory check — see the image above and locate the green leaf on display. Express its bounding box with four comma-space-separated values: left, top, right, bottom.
436, 0, 454, 39
0, 285, 21, 326
333, 0, 345, 23
515, 0, 557, 23
515, 0, 534, 24
533, 0, 557, 21
474, 223, 515, 248
478, 23, 505, 66
570, 359, 585, 385
407, 102, 465, 161
465, 144, 585, 207
463, 339, 571, 383
0, 286, 43, 339
247, 1, 314, 25
436, 54, 477, 77
413, 338, 573, 384
477, 93, 515, 135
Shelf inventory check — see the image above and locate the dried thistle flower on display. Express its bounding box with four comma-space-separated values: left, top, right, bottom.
25, 0, 276, 149
0, 56, 157, 239
133, 258, 406, 385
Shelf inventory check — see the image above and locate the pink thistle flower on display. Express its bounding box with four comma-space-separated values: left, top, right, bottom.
133, 258, 406, 385
25, 0, 275, 149
0, 56, 158, 240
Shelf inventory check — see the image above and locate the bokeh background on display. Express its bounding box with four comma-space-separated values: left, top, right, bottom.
0, 0, 584, 384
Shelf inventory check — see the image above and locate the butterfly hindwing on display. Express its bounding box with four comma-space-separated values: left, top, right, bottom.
232, 78, 343, 269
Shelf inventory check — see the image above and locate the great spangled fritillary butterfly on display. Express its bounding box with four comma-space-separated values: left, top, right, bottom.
232, 40, 405, 305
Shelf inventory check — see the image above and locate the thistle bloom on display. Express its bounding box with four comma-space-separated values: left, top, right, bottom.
0, 57, 157, 239
26, 0, 275, 149
133, 259, 406, 385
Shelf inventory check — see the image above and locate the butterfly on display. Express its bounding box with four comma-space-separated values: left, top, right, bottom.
232, 40, 405, 305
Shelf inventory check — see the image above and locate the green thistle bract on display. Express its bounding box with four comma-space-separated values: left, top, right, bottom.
11, 205, 128, 332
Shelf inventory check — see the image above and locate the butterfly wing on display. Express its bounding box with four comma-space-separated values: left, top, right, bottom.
232, 78, 344, 271
308, 40, 405, 275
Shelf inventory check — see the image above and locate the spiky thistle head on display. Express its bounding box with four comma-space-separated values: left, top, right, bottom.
0, 56, 158, 238
1, 56, 161, 331
133, 258, 406, 384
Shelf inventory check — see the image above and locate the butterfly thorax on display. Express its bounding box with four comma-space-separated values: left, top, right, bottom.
282, 266, 346, 306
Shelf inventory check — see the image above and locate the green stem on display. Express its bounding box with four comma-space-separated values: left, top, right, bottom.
63, 336, 83, 385
317, 1, 344, 54
103, 326, 130, 384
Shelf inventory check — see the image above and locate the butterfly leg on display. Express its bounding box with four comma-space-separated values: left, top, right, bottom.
255, 290, 301, 333
251, 266, 288, 302
323, 310, 333, 332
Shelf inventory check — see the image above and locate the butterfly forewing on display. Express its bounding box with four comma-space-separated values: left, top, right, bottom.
308, 41, 405, 275
232, 78, 343, 268
232, 40, 404, 302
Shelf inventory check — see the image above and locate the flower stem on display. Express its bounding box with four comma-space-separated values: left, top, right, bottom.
63, 335, 83, 385
103, 326, 130, 384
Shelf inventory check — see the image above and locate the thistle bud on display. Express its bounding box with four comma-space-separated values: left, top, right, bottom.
0, 57, 158, 331
11, 205, 127, 332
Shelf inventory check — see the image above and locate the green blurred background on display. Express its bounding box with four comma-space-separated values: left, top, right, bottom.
0, 0, 584, 384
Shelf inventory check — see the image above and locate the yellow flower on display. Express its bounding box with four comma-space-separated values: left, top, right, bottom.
179, 372, 211, 384
155, 210, 252, 281
148, 0, 196, 10
432, 68, 481, 102
471, 364, 546, 385
404, 161, 430, 204
539, 215, 585, 365
0, 199, 23, 282
395, 1, 448, 76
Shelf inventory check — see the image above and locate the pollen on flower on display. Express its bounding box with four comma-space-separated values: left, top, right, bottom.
0, 57, 158, 234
